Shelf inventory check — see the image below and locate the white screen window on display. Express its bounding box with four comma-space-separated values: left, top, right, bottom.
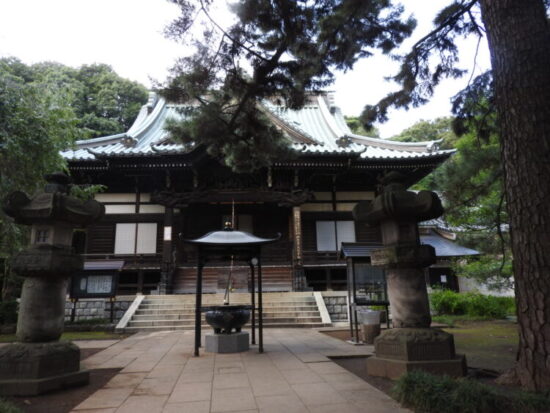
114, 223, 157, 254
316, 220, 356, 251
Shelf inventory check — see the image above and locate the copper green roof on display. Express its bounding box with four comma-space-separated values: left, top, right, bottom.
62, 92, 454, 162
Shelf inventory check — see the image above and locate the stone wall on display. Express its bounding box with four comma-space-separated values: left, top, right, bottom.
322, 292, 348, 322
64, 297, 135, 323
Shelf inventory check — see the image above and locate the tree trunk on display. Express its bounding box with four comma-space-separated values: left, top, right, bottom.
479, 0, 550, 390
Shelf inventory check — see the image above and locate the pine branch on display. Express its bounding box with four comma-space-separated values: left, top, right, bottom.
408, 0, 478, 57
199, 0, 269, 63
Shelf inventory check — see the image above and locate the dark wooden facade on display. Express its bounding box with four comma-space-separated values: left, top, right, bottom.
71, 157, 445, 294
66, 93, 453, 294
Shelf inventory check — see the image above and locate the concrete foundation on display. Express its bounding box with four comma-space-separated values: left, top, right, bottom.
0, 341, 89, 396
205, 332, 250, 353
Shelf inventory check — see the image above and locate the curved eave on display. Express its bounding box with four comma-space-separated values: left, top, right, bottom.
360, 148, 455, 160
420, 234, 480, 257
72, 132, 127, 149
349, 134, 444, 153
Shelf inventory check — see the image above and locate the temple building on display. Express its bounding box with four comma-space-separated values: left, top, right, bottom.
62, 92, 456, 295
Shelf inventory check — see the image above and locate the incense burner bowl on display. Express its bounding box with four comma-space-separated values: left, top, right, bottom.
204, 305, 251, 334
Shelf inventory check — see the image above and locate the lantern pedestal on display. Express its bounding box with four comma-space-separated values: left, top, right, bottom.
0, 342, 89, 396
365, 328, 466, 379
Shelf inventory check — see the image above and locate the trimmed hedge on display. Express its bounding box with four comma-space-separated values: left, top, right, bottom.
430, 289, 515, 319
393, 370, 550, 413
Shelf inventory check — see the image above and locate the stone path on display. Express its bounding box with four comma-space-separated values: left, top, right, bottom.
72, 329, 410, 413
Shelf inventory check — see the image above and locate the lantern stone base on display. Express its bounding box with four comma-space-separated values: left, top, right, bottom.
365, 328, 467, 379
366, 355, 466, 379
205, 332, 249, 353
0, 341, 89, 396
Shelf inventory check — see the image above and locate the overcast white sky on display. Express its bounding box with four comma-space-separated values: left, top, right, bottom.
0, 0, 491, 138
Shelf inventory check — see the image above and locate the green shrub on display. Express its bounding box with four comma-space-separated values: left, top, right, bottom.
432, 314, 490, 327
0, 398, 23, 413
430, 289, 467, 315
429, 290, 515, 319
0, 301, 18, 325
393, 370, 550, 413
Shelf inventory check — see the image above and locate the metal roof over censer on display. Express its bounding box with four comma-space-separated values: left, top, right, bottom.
183, 229, 280, 246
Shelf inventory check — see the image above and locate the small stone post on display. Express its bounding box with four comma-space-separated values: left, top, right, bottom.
0, 173, 104, 395
353, 172, 466, 379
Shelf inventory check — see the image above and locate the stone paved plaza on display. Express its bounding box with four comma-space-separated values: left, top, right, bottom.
71, 329, 410, 413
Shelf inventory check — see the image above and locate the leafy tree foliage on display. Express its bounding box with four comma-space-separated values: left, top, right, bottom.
390, 117, 457, 149
0, 58, 145, 299
437, 75, 511, 289
0, 58, 148, 139
71, 64, 148, 138
389, 77, 510, 288
344, 116, 380, 137
0, 63, 78, 299
397, 116, 511, 289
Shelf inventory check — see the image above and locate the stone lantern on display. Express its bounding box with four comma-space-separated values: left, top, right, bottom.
0, 172, 104, 395
353, 172, 466, 379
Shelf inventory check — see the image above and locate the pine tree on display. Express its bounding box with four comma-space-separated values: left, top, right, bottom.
164, 0, 550, 389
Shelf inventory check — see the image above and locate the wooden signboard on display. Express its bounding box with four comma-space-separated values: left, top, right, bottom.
70, 271, 119, 299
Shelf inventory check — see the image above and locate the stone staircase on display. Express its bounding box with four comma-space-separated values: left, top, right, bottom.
117, 292, 329, 333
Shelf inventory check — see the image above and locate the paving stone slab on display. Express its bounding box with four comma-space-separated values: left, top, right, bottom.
71, 329, 409, 413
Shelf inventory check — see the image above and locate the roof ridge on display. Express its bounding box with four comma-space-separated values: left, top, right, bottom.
314, 95, 348, 147
125, 97, 167, 142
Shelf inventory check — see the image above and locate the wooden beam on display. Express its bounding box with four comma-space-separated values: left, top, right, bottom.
152, 189, 313, 207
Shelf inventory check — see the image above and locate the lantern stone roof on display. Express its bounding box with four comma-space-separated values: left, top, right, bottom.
61, 92, 454, 162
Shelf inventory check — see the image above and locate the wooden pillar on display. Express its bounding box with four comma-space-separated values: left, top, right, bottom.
137, 269, 144, 294
159, 207, 174, 294
291, 206, 305, 291
194, 251, 204, 357
292, 206, 303, 265
249, 261, 256, 345
258, 254, 264, 353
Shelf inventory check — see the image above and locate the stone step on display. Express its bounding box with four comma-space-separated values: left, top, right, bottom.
138, 303, 317, 308
139, 300, 317, 307
141, 294, 315, 301
144, 293, 314, 299
127, 317, 323, 328
121, 292, 325, 333
129, 315, 323, 324
138, 302, 317, 309
135, 306, 319, 316
132, 311, 322, 321
120, 323, 328, 333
